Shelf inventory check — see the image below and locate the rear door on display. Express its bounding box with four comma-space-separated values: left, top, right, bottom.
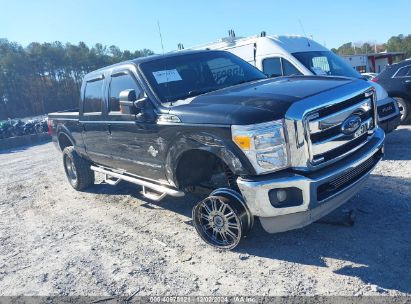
105, 69, 165, 181
81, 75, 112, 166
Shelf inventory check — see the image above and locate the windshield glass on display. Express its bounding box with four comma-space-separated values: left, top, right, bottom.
292, 51, 361, 79
140, 51, 266, 103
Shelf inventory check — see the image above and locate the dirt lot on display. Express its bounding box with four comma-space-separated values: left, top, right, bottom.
0, 126, 410, 297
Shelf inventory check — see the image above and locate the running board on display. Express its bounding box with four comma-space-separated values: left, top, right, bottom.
90, 165, 185, 200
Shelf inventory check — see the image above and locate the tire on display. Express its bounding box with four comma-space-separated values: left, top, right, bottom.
62, 146, 94, 190
192, 188, 253, 250
394, 97, 411, 124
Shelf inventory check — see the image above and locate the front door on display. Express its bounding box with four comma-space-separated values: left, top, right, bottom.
106, 70, 165, 182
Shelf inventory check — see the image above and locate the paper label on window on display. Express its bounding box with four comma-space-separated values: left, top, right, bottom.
152, 69, 182, 84
312, 67, 327, 76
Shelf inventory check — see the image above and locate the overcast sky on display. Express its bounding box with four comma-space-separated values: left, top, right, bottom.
1, 0, 409, 53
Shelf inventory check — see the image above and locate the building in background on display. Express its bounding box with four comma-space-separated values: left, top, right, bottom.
341, 52, 405, 73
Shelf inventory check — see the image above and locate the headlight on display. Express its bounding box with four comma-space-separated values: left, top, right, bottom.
231, 120, 289, 174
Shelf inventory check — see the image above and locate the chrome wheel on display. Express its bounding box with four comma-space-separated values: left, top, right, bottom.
193, 189, 253, 250
64, 155, 77, 184
193, 196, 242, 249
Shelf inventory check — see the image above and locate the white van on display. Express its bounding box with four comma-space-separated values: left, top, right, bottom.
189, 34, 401, 132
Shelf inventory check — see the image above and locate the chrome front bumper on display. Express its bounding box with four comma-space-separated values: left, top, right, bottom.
236, 127, 385, 233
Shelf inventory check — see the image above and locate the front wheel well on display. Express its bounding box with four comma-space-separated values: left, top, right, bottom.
175, 149, 237, 191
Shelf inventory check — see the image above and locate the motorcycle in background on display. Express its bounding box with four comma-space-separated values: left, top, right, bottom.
23, 120, 37, 135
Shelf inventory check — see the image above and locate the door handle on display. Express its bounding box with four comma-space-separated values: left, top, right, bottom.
107, 124, 112, 135
405, 79, 411, 83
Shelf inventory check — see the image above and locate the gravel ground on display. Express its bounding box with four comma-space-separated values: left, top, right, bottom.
0, 126, 410, 297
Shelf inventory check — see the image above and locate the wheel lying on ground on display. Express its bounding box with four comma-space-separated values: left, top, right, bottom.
63, 146, 95, 190
192, 188, 253, 250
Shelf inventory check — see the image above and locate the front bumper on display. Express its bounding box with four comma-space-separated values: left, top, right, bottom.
377, 97, 401, 133
236, 127, 385, 233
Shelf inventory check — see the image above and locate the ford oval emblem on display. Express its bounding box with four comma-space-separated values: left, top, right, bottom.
341, 115, 362, 135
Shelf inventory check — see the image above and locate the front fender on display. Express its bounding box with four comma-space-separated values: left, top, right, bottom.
165, 131, 254, 187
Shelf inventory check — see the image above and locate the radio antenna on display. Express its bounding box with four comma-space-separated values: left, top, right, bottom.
157, 20, 165, 55
298, 19, 311, 47
157, 21, 172, 106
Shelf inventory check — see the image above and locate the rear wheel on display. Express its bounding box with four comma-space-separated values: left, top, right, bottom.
63, 147, 94, 190
394, 97, 410, 124
192, 188, 253, 250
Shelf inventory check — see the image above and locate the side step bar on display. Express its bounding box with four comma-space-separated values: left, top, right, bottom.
90, 165, 185, 200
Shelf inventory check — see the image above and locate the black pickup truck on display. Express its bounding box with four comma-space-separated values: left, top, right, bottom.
49, 50, 385, 249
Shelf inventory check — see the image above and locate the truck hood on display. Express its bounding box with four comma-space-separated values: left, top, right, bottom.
167, 76, 354, 125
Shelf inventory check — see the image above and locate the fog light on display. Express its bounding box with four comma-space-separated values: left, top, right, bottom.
276, 189, 287, 202
268, 187, 304, 208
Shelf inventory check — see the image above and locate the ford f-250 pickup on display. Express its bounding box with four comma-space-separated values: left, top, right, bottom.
48, 50, 385, 249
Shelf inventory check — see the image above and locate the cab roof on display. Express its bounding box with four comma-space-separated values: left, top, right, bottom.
85, 49, 222, 79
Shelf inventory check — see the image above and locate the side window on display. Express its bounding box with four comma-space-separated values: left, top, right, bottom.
84, 80, 103, 113
282, 59, 303, 76
109, 73, 141, 113
263, 58, 282, 77
394, 65, 411, 78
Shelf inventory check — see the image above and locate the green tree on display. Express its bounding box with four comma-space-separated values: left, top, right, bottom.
0, 40, 154, 119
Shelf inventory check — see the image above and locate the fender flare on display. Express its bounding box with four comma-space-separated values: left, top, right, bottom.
56, 125, 76, 151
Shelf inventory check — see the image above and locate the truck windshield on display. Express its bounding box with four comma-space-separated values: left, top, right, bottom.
140, 51, 266, 103
292, 51, 361, 79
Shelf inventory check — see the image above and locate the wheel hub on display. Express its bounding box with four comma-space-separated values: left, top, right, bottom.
65, 157, 77, 181
213, 215, 224, 228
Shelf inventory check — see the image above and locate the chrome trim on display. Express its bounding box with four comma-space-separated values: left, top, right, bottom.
285, 80, 376, 171
311, 118, 373, 155
304, 93, 376, 168
392, 64, 411, 78
97, 165, 171, 186
308, 98, 371, 133
236, 128, 384, 221
91, 165, 184, 197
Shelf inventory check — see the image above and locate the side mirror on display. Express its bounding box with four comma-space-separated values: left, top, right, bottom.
119, 89, 136, 106
119, 89, 147, 115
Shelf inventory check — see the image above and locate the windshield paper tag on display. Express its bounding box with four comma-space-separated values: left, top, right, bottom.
152, 69, 182, 84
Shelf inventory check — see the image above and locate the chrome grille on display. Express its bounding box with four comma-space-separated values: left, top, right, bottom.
304, 90, 376, 167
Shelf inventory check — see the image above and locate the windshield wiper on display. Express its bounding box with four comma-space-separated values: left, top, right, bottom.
233, 78, 265, 86
186, 89, 211, 97
169, 88, 215, 102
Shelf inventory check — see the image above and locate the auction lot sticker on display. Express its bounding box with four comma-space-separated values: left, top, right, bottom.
153, 69, 182, 84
